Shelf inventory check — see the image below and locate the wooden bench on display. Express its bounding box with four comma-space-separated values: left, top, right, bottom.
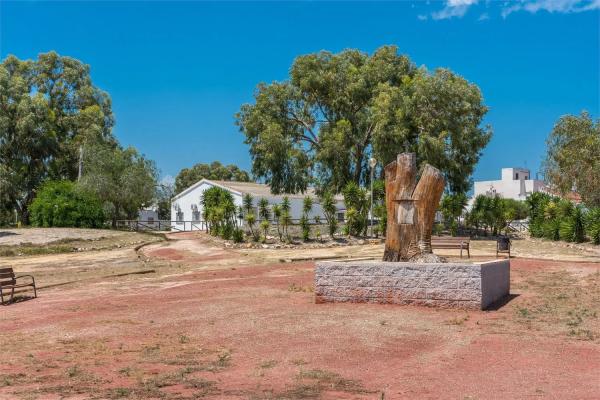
0, 267, 37, 305
431, 236, 471, 258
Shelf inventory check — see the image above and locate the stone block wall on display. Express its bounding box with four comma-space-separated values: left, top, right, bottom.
315, 260, 510, 310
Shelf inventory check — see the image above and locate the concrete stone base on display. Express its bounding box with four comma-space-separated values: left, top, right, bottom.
315, 260, 510, 310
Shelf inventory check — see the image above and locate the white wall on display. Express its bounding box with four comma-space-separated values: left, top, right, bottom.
137, 209, 159, 229
473, 167, 547, 203
170, 180, 345, 231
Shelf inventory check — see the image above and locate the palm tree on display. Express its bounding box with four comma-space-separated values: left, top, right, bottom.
272, 204, 282, 241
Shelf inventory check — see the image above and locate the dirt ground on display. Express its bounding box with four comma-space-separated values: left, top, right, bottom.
0, 228, 135, 246
1, 231, 599, 399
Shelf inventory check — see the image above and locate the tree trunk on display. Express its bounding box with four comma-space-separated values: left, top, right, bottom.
383, 153, 445, 262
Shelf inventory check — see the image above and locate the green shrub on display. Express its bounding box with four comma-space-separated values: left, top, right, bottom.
543, 219, 561, 241
232, 228, 244, 243
201, 186, 236, 240
300, 215, 310, 241
586, 208, 600, 245
342, 182, 368, 236
559, 206, 585, 243
29, 181, 105, 228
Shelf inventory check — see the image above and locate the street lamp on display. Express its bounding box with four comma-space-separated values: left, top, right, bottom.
369, 157, 377, 238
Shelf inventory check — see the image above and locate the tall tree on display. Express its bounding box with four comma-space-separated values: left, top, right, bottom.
543, 111, 600, 208
236, 46, 491, 194
78, 144, 157, 227
0, 52, 115, 223
174, 161, 251, 194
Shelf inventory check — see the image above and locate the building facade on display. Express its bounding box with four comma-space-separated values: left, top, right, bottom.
170, 179, 345, 231
472, 167, 547, 202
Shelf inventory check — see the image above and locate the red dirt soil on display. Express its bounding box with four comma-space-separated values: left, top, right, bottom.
1, 236, 599, 399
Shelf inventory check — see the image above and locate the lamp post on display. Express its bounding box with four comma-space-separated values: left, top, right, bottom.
369, 157, 377, 238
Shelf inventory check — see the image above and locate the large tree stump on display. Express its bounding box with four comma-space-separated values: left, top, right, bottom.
383, 153, 445, 262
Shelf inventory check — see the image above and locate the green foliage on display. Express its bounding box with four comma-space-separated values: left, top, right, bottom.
272, 204, 282, 240
526, 192, 553, 238
439, 193, 468, 236
280, 211, 292, 243
468, 195, 528, 236
175, 161, 251, 194
245, 212, 258, 241
258, 198, 270, 221
29, 181, 104, 228
156, 182, 174, 220
232, 228, 244, 243
342, 182, 369, 236
0, 52, 115, 223
300, 196, 313, 241
79, 144, 157, 227
585, 208, 600, 245
300, 215, 310, 242
279, 196, 292, 240
320, 191, 338, 238
373, 203, 387, 236
260, 219, 270, 242
236, 46, 491, 194
243, 193, 254, 215
528, 192, 590, 243
559, 206, 585, 243
543, 112, 600, 208
201, 186, 236, 239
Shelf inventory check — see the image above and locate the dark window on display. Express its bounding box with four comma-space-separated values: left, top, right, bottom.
337, 212, 345, 222
192, 211, 200, 221
516, 173, 519, 179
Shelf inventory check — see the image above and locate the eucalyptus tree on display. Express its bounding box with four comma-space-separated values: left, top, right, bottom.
0, 52, 115, 223
543, 111, 600, 208
78, 144, 157, 227
236, 46, 491, 195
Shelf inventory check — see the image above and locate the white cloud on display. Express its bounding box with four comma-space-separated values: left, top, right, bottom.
502, 0, 600, 18
431, 0, 478, 20
478, 12, 490, 20
417, 14, 428, 20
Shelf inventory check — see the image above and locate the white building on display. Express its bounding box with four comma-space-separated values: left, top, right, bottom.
137, 206, 159, 229
170, 179, 346, 231
472, 167, 547, 202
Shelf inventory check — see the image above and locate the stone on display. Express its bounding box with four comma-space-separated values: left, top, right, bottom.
315, 260, 510, 310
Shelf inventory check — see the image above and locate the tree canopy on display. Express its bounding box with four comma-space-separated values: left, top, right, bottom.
236, 45, 491, 194
543, 111, 600, 208
174, 161, 251, 194
0, 52, 115, 222
78, 144, 157, 226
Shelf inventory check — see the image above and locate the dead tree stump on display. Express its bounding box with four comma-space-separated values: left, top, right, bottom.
383, 153, 445, 262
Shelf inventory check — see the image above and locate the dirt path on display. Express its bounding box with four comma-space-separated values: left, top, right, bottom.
0, 233, 598, 399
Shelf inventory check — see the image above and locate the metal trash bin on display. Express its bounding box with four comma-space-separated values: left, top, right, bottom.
497, 236, 510, 251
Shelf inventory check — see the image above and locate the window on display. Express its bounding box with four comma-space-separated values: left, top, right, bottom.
148, 216, 154, 223
192, 211, 200, 221
337, 212, 345, 222
176, 211, 184, 224
515, 173, 519, 179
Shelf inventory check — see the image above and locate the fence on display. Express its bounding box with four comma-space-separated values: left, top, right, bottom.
116, 220, 207, 232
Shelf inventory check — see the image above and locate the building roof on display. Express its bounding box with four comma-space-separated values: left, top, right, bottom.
173, 179, 343, 201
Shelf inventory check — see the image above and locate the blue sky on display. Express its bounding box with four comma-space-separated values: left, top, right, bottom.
1, 1, 598, 186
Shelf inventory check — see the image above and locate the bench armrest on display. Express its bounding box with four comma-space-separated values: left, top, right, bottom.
15, 275, 35, 284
